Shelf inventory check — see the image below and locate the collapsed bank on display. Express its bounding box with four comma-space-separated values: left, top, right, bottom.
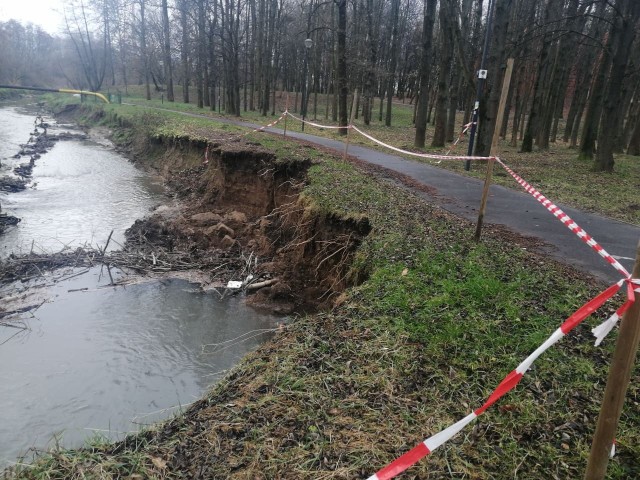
3, 102, 639, 479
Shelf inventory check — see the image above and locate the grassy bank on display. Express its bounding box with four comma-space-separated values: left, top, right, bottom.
103, 87, 640, 226
5, 102, 639, 479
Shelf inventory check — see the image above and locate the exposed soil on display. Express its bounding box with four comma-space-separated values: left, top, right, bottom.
120, 130, 371, 314
1, 106, 371, 315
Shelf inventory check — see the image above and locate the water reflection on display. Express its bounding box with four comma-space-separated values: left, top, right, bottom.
0, 106, 282, 467
0, 269, 280, 465
0, 106, 164, 255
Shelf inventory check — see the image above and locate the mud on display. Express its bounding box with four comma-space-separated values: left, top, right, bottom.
121, 131, 371, 313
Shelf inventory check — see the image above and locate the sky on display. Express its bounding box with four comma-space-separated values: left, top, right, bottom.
0, 0, 66, 34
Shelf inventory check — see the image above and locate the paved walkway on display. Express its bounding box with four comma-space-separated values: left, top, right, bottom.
127, 103, 640, 283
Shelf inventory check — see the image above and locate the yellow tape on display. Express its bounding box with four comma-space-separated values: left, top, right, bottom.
58, 88, 109, 104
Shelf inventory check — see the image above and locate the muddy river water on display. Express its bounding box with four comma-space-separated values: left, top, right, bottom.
0, 105, 280, 466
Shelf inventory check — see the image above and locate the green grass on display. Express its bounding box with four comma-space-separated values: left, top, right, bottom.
5, 99, 639, 479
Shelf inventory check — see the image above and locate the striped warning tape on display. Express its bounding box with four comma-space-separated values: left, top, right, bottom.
237, 105, 640, 477
246, 113, 627, 282
351, 125, 493, 161
495, 158, 631, 279
285, 111, 346, 130
445, 121, 475, 155
246, 112, 286, 135
367, 277, 640, 480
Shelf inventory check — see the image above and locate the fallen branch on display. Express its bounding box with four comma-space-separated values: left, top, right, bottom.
246, 278, 278, 291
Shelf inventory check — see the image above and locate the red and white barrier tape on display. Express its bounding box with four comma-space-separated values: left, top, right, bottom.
247, 112, 286, 135
285, 111, 346, 130
350, 125, 492, 161
445, 122, 475, 155
367, 277, 639, 480
242, 108, 638, 476
495, 158, 631, 279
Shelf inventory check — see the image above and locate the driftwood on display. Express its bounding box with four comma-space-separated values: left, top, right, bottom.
245, 278, 278, 291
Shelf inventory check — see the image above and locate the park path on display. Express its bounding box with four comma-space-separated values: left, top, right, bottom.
127, 103, 640, 283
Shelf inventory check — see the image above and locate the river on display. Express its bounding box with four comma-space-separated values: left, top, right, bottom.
0, 104, 280, 467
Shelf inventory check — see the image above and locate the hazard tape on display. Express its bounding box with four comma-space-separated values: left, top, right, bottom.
285, 111, 346, 130
246, 113, 286, 135
495, 158, 631, 279
240, 106, 639, 476
351, 125, 492, 161
367, 277, 639, 480
248, 114, 628, 281
445, 122, 475, 155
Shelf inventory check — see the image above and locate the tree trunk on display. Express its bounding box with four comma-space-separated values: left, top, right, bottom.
336, 0, 348, 134
627, 116, 640, 156
363, 0, 380, 126
139, 0, 151, 101
179, 0, 190, 103
414, 0, 437, 148
161, 0, 174, 102
475, 0, 513, 156
431, 0, 454, 148
594, 0, 640, 172
384, 0, 400, 127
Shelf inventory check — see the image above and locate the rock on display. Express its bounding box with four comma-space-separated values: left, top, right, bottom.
191, 212, 223, 226
215, 223, 236, 238
210, 223, 234, 239
0, 214, 21, 227
220, 234, 236, 249
223, 210, 248, 230
0, 176, 28, 192
269, 281, 291, 299
259, 217, 272, 231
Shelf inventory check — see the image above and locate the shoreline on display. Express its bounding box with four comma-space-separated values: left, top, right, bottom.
3, 101, 639, 479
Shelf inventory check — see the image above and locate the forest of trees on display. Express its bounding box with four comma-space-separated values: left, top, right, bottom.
1, 0, 639, 171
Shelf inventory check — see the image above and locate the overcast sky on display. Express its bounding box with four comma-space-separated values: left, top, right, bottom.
0, 0, 65, 34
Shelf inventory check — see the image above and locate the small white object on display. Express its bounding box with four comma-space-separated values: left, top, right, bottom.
478, 69, 488, 79
226, 280, 243, 289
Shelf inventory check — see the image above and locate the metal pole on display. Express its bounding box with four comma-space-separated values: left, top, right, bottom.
584, 241, 640, 479
301, 49, 308, 132
465, 0, 496, 171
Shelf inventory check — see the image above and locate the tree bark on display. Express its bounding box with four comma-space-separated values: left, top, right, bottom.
594, 0, 640, 172
476, 0, 513, 156
161, 0, 174, 102
384, 0, 400, 127
179, 0, 190, 103
414, 0, 437, 148
335, 0, 348, 134
432, 0, 455, 148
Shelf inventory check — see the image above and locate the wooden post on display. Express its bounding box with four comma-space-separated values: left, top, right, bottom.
283, 93, 289, 137
584, 241, 640, 479
474, 58, 514, 241
343, 89, 358, 161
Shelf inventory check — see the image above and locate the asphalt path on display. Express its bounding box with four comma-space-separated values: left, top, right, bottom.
127, 103, 640, 283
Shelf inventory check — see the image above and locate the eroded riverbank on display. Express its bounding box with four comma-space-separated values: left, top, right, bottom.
3, 101, 639, 479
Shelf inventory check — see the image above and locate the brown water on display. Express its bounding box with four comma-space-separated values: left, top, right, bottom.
0, 105, 280, 467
